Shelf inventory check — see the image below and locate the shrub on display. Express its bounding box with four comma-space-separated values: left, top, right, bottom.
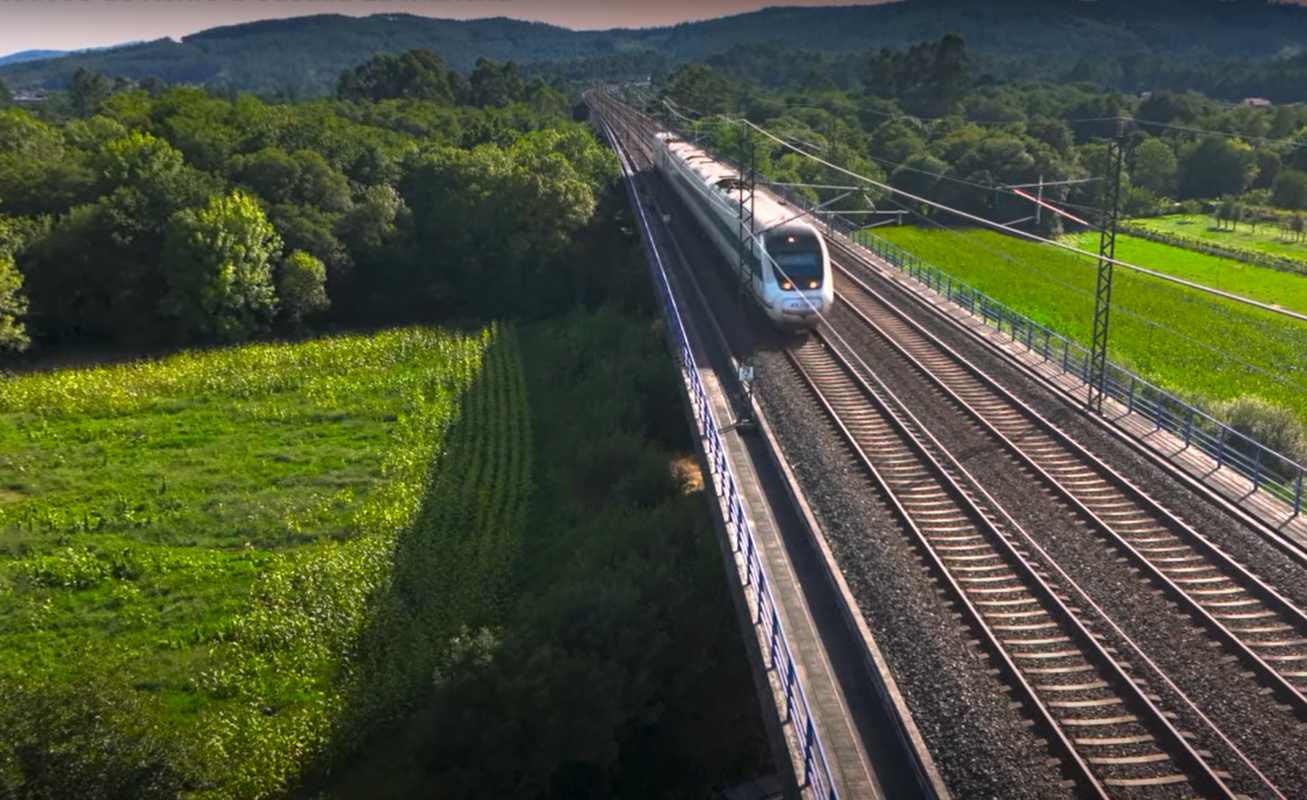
1216, 395, 1307, 471
0, 676, 195, 800
277, 250, 330, 327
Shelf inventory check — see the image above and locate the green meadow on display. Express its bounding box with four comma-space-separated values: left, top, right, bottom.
0, 325, 530, 798
1130, 213, 1307, 269
868, 227, 1307, 425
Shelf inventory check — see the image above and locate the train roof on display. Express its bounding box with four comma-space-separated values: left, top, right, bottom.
659, 134, 815, 234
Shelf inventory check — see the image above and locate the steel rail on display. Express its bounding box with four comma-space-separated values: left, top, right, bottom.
591, 93, 844, 800
828, 251, 1307, 721
786, 331, 1233, 798
596, 91, 1285, 797
595, 89, 1276, 799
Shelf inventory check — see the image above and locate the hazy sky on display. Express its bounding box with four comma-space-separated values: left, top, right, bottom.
0, 0, 892, 55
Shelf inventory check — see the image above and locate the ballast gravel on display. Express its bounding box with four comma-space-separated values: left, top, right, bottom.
826, 275, 1307, 797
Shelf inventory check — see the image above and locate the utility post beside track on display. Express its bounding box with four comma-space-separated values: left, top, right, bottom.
737, 121, 758, 303
1087, 121, 1127, 413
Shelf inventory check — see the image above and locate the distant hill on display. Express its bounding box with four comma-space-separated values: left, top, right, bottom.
0, 50, 67, 67
4, 0, 1307, 95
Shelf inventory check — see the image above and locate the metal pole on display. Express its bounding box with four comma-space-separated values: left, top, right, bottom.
1035, 174, 1043, 227
1087, 127, 1126, 414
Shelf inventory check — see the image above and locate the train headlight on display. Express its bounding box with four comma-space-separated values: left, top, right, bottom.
780, 280, 793, 290
807, 280, 819, 289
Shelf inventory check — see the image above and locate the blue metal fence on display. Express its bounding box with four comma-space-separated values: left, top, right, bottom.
607, 119, 841, 799
849, 229, 1305, 519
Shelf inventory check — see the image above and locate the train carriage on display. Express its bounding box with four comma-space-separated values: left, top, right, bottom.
652, 132, 833, 330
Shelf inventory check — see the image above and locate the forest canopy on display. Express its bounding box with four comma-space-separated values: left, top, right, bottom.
0, 51, 614, 353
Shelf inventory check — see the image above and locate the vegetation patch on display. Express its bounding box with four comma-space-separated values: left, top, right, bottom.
1062, 231, 1307, 317
874, 227, 1307, 427
0, 324, 533, 798
325, 308, 770, 799
1128, 214, 1307, 272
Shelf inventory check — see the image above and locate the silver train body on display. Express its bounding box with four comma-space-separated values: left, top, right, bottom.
653, 132, 832, 330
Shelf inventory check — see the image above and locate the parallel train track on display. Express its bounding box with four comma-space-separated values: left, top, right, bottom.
590, 90, 1299, 798
826, 253, 1307, 721
786, 330, 1234, 798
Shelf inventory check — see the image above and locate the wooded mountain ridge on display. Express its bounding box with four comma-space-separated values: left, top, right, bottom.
4, 0, 1307, 96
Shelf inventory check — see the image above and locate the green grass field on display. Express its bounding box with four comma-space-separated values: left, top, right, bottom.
0, 325, 531, 798
870, 227, 1307, 426
1063, 232, 1307, 316
1130, 213, 1307, 267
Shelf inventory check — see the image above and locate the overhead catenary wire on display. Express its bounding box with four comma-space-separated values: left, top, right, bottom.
733, 116, 1307, 324
1068, 115, 1307, 152
636, 91, 1307, 390
854, 185, 1307, 397
668, 96, 1111, 225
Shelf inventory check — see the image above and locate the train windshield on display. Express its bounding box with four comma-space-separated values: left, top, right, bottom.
766, 231, 823, 291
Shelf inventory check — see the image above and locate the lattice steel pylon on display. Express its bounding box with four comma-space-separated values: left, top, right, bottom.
736, 122, 757, 300
1086, 131, 1126, 414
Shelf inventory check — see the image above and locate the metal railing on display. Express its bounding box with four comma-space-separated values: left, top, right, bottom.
602, 112, 840, 799
847, 228, 1305, 519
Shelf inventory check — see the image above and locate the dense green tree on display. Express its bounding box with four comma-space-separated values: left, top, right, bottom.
466, 59, 528, 108
1132, 136, 1178, 197
1135, 90, 1208, 126
161, 190, 282, 342
232, 147, 351, 211
63, 115, 128, 150
69, 68, 113, 117
870, 118, 927, 163
337, 183, 403, 256
1253, 149, 1283, 191
663, 64, 737, 116
865, 34, 970, 116
233, 147, 301, 204
0, 78, 11, 108
153, 89, 242, 172
402, 126, 609, 317
337, 50, 462, 105
0, 215, 28, 351
1178, 137, 1258, 199
1026, 116, 1074, 155
277, 250, 329, 327
0, 251, 26, 352
0, 109, 97, 216
889, 152, 950, 212
268, 203, 351, 283
1273, 169, 1307, 210
20, 204, 125, 341
96, 131, 186, 188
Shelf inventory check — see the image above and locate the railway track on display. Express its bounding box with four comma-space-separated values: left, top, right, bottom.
591, 90, 1301, 797
827, 251, 1307, 721
786, 330, 1235, 798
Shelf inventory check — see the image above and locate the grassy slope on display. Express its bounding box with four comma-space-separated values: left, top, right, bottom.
1130, 214, 1307, 267
873, 227, 1307, 424
0, 325, 532, 798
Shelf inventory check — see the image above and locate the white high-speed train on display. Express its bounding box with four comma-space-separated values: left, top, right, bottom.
653, 132, 832, 330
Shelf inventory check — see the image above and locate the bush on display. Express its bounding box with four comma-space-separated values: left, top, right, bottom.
0, 676, 195, 800
1216, 395, 1307, 468
277, 250, 330, 327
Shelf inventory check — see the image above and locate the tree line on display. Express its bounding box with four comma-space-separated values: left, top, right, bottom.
655, 36, 1307, 238
0, 51, 615, 354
